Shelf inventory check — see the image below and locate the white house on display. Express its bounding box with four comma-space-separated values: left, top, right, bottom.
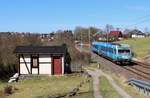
14, 45, 69, 75
129, 29, 146, 38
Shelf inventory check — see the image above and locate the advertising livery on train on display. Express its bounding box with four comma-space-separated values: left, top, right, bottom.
91, 42, 132, 64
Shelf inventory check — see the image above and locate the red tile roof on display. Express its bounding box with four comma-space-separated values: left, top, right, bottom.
109, 31, 122, 37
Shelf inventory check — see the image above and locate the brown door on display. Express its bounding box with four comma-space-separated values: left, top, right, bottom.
52, 56, 62, 75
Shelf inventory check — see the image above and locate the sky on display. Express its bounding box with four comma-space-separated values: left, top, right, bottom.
0, 0, 150, 33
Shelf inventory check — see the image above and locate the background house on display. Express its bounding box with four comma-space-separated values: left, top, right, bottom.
109, 31, 123, 40
128, 29, 146, 38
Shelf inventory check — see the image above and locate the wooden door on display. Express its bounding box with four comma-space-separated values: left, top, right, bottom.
53, 56, 62, 75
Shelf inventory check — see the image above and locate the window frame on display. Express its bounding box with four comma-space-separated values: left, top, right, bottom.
31, 55, 39, 68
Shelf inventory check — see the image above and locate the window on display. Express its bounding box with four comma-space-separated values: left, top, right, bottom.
32, 55, 38, 68
118, 50, 130, 54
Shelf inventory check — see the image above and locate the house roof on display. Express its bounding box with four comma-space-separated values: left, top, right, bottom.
129, 29, 145, 35
109, 31, 122, 37
14, 45, 66, 54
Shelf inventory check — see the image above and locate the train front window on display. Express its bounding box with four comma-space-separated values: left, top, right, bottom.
118, 50, 130, 54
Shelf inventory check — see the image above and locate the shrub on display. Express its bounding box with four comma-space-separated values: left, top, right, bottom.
4, 85, 13, 95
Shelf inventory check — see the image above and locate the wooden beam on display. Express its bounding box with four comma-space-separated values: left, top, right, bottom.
18, 54, 20, 75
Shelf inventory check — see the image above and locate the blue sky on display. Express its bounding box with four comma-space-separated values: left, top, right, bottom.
0, 0, 150, 33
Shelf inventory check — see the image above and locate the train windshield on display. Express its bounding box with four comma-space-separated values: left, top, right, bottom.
118, 49, 130, 54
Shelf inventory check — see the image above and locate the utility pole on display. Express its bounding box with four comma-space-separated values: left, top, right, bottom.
81, 31, 82, 52
106, 26, 109, 42
89, 28, 90, 48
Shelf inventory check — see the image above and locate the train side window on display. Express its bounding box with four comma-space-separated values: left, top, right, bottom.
109, 48, 113, 53
111, 48, 113, 53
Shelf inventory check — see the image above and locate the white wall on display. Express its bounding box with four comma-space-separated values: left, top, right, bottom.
39, 55, 52, 75
62, 57, 64, 74
19, 54, 64, 75
32, 68, 38, 74
20, 55, 31, 74
132, 34, 145, 38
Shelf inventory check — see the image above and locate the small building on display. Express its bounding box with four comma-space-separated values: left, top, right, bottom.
14, 45, 69, 75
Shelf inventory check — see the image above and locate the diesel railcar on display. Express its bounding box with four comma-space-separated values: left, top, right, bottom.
91, 42, 132, 63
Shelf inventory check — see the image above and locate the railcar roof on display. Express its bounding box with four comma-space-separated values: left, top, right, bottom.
92, 42, 121, 46
92, 42, 131, 49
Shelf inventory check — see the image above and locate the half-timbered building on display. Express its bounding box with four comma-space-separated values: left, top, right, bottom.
14, 45, 67, 75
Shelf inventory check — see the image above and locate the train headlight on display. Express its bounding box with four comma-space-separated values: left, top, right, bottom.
122, 55, 128, 59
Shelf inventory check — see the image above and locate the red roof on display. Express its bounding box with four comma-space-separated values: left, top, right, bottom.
109, 31, 122, 37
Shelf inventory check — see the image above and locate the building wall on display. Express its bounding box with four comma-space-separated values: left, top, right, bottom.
39, 54, 51, 75
19, 54, 64, 75
62, 57, 64, 74
20, 55, 31, 74
132, 34, 145, 38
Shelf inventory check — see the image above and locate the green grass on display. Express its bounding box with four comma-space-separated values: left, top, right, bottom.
85, 63, 100, 71
89, 63, 99, 69
71, 79, 93, 98
119, 37, 150, 58
0, 81, 7, 90
99, 76, 122, 98
0, 76, 93, 98
99, 65, 150, 98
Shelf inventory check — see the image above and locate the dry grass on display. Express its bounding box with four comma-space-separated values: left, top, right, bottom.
0, 76, 93, 98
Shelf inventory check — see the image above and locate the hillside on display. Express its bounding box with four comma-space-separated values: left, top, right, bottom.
119, 37, 150, 62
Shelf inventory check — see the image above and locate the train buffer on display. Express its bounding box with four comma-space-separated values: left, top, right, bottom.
126, 78, 150, 96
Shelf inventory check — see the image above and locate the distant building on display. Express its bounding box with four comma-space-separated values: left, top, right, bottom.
128, 29, 146, 38
40, 33, 54, 42
109, 31, 123, 39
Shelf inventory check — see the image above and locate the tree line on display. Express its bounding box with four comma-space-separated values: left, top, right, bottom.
0, 32, 42, 79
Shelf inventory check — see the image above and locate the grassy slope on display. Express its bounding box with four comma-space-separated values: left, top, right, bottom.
99, 76, 122, 98
119, 37, 150, 58
0, 76, 93, 98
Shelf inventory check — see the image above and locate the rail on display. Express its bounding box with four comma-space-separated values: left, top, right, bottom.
126, 78, 150, 96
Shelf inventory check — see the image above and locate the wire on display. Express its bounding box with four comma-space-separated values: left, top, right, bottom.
132, 14, 150, 21
125, 15, 150, 28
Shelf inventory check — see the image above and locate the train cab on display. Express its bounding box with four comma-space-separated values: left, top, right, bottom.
116, 44, 132, 63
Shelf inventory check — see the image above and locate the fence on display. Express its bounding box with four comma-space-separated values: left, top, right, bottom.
126, 78, 150, 96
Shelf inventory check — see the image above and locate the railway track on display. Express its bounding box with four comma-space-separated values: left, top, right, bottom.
132, 60, 150, 69
122, 65, 150, 80
76, 45, 150, 81
110, 60, 150, 81
93, 52, 150, 81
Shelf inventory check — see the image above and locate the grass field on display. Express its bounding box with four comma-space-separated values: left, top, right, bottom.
0, 76, 93, 98
119, 37, 150, 58
99, 76, 122, 98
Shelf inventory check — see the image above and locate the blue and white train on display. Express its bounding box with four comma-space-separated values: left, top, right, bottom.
91, 42, 132, 64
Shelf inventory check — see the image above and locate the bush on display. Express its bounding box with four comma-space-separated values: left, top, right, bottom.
4, 85, 13, 95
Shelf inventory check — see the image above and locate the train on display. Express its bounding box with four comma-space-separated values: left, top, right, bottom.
91, 41, 132, 64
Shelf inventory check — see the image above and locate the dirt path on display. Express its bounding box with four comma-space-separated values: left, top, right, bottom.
87, 69, 103, 98
97, 69, 132, 98
87, 69, 132, 98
